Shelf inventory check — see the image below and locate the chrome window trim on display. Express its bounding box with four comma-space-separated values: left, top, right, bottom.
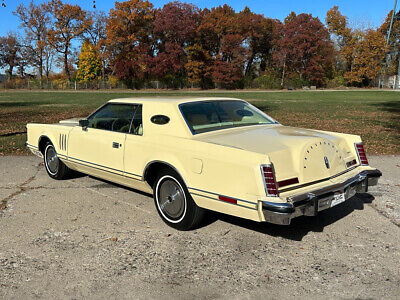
128, 104, 143, 136
178, 99, 277, 136
86, 102, 141, 134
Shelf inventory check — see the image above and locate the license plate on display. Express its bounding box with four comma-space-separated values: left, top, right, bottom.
331, 191, 346, 207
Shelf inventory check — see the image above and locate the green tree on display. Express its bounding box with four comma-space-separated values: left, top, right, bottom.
76, 40, 102, 82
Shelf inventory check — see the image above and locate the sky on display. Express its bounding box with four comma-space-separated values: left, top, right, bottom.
0, 0, 396, 37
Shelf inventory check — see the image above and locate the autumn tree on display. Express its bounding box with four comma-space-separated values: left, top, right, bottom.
105, 0, 154, 87
85, 10, 107, 81
326, 6, 355, 73
76, 40, 102, 82
380, 10, 400, 75
43, 43, 55, 82
197, 5, 246, 88
344, 29, 386, 85
0, 33, 21, 79
13, 0, 51, 81
152, 1, 200, 86
47, 0, 92, 80
273, 13, 334, 87
238, 7, 277, 77
327, 6, 387, 85
185, 43, 213, 88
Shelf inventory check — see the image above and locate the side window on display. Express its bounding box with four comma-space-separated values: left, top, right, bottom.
88, 103, 138, 133
130, 105, 143, 135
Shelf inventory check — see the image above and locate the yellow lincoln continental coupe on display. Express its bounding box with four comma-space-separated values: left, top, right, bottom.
26, 97, 381, 230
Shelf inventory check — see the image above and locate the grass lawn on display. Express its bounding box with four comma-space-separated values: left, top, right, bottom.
0, 90, 399, 155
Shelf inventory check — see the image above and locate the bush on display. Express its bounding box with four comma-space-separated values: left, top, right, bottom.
326, 75, 346, 88
108, 75, 119, 88
252, 74, 281, 89
284, 77, 310, 89
52, 78, 69, 89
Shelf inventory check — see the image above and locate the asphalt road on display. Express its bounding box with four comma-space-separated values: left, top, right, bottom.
0, 155, 399, 299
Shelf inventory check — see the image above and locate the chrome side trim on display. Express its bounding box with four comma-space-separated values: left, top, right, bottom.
190, 192, 257, 210
187, 186, 256, 206
66, 155, 142, 179
26, 142, 38, 150
26, 142, 43, 158
142, 160, 188, 187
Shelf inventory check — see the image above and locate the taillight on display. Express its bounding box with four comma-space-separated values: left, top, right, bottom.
261, 164, 278, 197
355, 143, 368, 165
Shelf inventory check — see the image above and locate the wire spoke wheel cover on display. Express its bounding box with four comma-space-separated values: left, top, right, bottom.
45, 145, 59, 175
156, 176, 187, 223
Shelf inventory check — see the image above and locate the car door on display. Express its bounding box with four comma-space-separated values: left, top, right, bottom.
68, 103, 139, 176
123, 104, 145, 180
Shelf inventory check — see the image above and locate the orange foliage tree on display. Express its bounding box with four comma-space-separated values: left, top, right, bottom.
326, 6, 387, 85
344, 30, 386, 84
105, 0, 154, 87
47, 0, 92, 80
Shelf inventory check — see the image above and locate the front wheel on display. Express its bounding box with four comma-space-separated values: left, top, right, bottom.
153, 169, 204, 230
44, 142, 71, 180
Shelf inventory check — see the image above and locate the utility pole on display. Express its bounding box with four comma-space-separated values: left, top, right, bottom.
387, 0, 398, 46
380, 0, 398, 88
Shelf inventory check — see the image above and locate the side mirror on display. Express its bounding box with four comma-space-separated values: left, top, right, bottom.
79, 119, 89, 128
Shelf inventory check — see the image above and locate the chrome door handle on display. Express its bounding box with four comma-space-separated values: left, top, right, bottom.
112, 142, 120, 148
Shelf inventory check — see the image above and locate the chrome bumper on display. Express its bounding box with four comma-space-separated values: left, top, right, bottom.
262, 169, 382, 225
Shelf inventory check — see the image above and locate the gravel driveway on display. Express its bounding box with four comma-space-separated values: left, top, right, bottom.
0, 155, 399, 299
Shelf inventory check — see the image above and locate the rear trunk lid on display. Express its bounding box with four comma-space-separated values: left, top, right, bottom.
195, 125, 351, 185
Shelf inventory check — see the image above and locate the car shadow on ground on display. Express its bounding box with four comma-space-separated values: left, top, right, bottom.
203, 193, 375, 241
72, 173, 374, 241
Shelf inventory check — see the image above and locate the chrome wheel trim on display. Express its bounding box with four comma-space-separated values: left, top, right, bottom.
44, 144, 59, 176
155, 175, 187, 223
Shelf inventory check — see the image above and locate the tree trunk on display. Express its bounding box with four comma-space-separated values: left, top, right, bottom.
38, 54, 43, 88
245, 54, 255, 77
281, 61, 286, 87
64, 48, 70, 80
6, 67, 13, 80
102, 60, 105, 83
38, 54, 43, 79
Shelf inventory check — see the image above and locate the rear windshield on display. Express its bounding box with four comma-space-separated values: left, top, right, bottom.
179, 100, 276, 134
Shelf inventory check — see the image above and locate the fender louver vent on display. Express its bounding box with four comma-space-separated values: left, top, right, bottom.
59, 134, 67, 151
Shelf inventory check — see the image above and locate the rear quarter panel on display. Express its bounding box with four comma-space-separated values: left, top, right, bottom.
135, 135, 269, 221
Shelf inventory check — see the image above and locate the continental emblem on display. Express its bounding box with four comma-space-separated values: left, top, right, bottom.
324, 156, 330, 169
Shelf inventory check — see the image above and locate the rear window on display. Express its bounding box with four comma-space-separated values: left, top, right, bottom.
179, 100, 276, 134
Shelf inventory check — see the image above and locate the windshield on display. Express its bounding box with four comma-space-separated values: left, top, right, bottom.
179, 100, 277, 134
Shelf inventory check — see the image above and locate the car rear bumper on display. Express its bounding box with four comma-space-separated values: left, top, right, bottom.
262, 169, 382, 225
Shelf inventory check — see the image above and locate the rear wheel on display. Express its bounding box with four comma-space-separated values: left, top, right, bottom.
44, 142, 71, 180
153, 169, 204, 230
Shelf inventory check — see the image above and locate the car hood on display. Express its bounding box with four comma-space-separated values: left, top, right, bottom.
195, 124, 356, 184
